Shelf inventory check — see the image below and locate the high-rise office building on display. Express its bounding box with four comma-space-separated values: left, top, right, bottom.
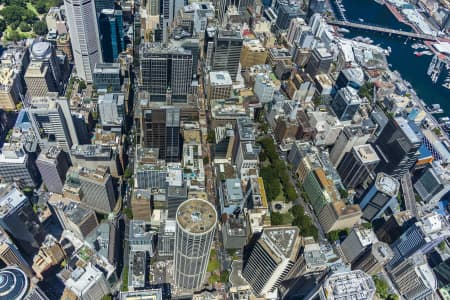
211, 28, 243, 81
24, 62, 59, 98
389, 255, 436, 300
160, 0, 185, 41
93, 63, 121, 92
388, 213, 450, 269
98, 93, 125, 127
48, 195, 99, 239
207, 71, 232, 100
0, 186, 46, 256
28, 95, 76, 152
335, 67, 365, 90
65, 166, 117, 214
36, 146, 72, 194
242, 226, 301, 297
276, 4, 303, 30
0, 266, 29, 299
307, 0, 326, 19
337, 144, 379, 189
99, 9, 125, 63
0, 143, 41, 188
352, 241, 393, 275
140, 43, 193, 102
358, 173, 399, 222
305, 47, 332, 77
286, 17, 309, 47
331, 86, 362, 121
0, 229, 33, 277
65, 0, 103, 82
414, 167, 450, 203
305, 270, 376, 300
141, 107, 181, 162
28, 41, 64, 95
329, 125, 372, 167
340, 228, 378, 263
174, 198, 217, 290
374, 211, 415, 244
373, 117, 422, 179
64, 263, 110, 299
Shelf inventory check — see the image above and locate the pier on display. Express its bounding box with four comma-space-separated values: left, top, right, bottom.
328, 20, 438, 41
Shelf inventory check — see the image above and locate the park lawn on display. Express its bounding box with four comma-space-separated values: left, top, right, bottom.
274, 191, 286, 202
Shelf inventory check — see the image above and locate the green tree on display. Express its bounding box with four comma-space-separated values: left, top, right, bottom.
327, 230, 340, 242
207, 130, 215, 143
78, 80, 87, 90
33, 20, 48, 35
124, 168, 132, 179
373, 276, 390, 299
285, 184, 297, 202
19, 22, 31, 32
271, 212, 284, 225
0, 19, 6, 32
6, 29, 21, 41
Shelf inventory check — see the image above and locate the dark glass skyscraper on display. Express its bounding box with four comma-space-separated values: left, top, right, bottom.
373, 117, 422, 179
141, 107, 181, 162
99, 9, 125, 63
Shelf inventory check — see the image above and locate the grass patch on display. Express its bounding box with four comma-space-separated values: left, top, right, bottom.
207, 249, 219, 272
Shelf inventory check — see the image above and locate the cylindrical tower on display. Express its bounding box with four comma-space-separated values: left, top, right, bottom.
174, 198, 217, 290
0, 266, 29, 299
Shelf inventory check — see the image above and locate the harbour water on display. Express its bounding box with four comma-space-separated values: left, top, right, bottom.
332, 0, 450, 114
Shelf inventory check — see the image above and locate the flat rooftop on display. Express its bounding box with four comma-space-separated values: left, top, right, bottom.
176, 199, 217, 234
262, 226, 300, 260
354, 144, 379, 164
375, 173, 399, 197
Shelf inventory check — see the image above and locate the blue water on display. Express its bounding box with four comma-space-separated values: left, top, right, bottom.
334, 0, 450, 114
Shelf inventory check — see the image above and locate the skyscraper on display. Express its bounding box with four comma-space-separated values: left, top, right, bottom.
0, 266, 29, 299
29, 41, 64, 95
0, 186, 46, 256
93, 63, 121, 92
174, 198, 217, 290
351, 241, 393, 275
373, 117, 422, 179
211, 28, 243, 81
337, 144, 379, 189
0, 229, 33, 277
36, 147, 71, 194
141, 107, 181, 162
65, 166, 117, 214
25, 62, 59, 98
305, 47, 333, 77
242, 226, 301, 297
388, 213, 450, 268
331, 86, 362, 121
65, 0, 103, 82
0, 143, 42, 188
28, 95, 77, 152
389, 255, 436, 300
140, 43, 193, 102
358, 173, 399, 222
98, 93, 125, 127
99, 9, 125, 63
329, 125, 372, 167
